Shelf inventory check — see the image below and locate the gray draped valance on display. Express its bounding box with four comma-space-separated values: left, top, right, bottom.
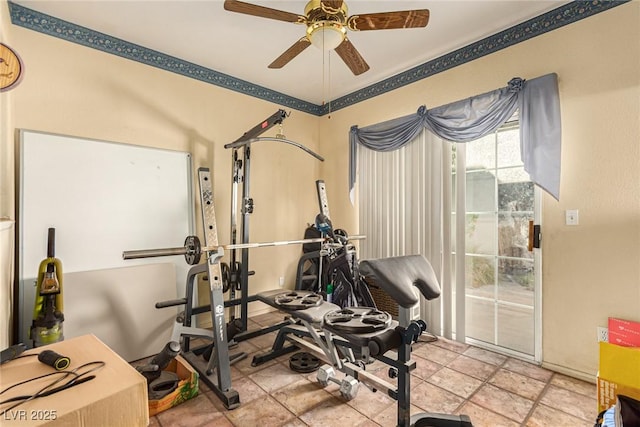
349, 73, 561, 201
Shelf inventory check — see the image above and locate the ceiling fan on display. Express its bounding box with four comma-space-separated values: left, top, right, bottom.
223, 0, 430, 76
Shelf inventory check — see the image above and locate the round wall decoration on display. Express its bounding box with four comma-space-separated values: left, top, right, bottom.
0, 43, 24, 91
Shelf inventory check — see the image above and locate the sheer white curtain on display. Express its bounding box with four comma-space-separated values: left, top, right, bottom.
358, 130, 466, 340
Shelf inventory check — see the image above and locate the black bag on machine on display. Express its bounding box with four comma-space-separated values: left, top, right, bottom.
296, 225, 322, 291
298, 215, 376, 309
326, 250, 376, 309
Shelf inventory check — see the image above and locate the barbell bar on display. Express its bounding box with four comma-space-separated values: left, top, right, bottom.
122, 234, 365, 265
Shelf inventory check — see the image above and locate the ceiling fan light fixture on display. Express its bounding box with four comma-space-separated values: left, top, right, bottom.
307, 21, 346, 50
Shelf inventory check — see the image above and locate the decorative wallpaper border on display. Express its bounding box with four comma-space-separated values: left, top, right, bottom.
324, 0, 629, 114
9, 0, 629, 116
8, 1, 323, 115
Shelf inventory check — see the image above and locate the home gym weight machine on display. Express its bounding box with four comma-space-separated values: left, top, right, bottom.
122, 110, 342, 408
124, 168, 350, 408
252, 258, 474, 427
123, 113, 473, 425
223, 109, 325, 334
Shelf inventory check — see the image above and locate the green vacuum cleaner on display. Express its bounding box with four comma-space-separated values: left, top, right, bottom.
30, 228, 64, 347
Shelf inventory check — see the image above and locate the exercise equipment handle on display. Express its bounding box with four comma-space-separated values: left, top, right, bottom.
228, 237, 325, 250
226, 235, 366, 249
123, 235, 366, 261
368, 327, 403, 357
155, 298, 188, 309
47, 228, 55, 258
124, 247, 187, 259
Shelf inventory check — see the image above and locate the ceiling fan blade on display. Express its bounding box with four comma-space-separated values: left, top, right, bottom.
347, 10, 430, 31
334, 38, 370, 76
224, 0, 305, 24
268, 38, 312, 69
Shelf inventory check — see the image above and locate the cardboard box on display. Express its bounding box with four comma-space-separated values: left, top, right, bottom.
597, 375, 640, 413
597, 341, 640, 412
608, 317, 640, 347
148, 354, 199, 416
0, 334, 148, 426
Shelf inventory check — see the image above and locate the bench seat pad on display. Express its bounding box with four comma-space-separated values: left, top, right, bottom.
360, 255, 441, 307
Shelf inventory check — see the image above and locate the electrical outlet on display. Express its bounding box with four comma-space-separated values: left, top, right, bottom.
597, 327, 608, 343
279, 276, 285, 288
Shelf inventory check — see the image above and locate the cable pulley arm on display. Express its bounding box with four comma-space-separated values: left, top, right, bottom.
225, 137, 324, 162
223, 109, 324, 162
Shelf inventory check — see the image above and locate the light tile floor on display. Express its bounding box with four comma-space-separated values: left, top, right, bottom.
145, 311, 597, 427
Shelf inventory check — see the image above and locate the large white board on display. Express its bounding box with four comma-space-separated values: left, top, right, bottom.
62, 264, 179, 361
18, 130, 194, 357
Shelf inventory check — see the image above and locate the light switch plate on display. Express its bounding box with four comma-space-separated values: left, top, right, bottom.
566, 209, 579, 225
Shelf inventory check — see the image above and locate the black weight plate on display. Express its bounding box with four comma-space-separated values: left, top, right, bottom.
221, 262, 230, 293
289, 352, 320, 373
184, 235, 201, 265
274, 291, 322, 310
324, 307, 392, 333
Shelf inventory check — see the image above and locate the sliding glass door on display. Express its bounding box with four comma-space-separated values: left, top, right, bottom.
357, 121, 542, 361
457, 121, 541, 359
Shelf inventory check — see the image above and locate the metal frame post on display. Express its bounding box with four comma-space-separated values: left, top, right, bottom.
179, 168, 239, 409
229, 148, 243, 322
239, 144, 251, 332
226, 110, 288, 333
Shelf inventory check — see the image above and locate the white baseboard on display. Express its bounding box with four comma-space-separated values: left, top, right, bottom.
541, 361, 597, 384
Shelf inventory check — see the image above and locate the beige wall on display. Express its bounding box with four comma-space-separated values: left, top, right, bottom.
2, 1, 639, 379
0, 3, 323, 326
322, 2, 640, 380
0, 0, 15, 349
1, 1, 13, 214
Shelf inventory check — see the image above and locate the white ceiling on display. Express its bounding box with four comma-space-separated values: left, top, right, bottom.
12, 0, 570, 105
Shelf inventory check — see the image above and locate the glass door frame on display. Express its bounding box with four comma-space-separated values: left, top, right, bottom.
459, 122, 543, 364
534, 190, 542, 363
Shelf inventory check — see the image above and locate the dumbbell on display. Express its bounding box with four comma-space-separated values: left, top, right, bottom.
316, 364, 359, 400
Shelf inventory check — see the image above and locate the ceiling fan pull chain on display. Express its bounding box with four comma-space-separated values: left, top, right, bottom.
327, 51, 332, 119
322, 46, 326, 107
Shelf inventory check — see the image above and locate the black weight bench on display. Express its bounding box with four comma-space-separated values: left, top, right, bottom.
253, 289, 353, 367
255, 255, 473, 427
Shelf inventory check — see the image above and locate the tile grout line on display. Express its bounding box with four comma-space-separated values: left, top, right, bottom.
412, 342, 517, 423
519, 371, 557, 426
529, 372, 599, 425
454, 353, 521, 424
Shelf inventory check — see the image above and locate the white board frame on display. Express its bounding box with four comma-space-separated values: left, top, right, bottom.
17, 129, 194, 349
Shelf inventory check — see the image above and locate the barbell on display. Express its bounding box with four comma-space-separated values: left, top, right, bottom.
123, 234, 365, 265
